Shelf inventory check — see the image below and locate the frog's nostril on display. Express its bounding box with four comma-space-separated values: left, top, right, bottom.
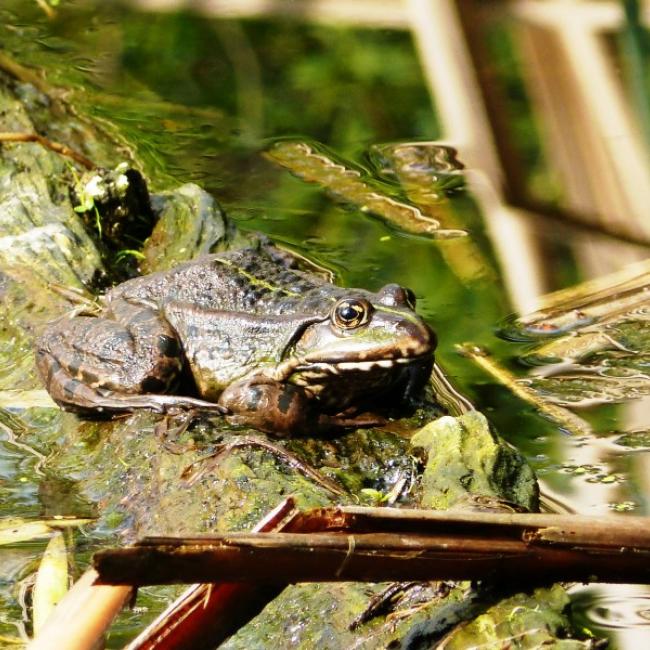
378, 284, 416, 309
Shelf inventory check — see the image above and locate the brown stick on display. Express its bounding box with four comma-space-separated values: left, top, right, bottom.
0, 131, 95, 169
94, 530, 650, 586
299, 506, 650, 547
94, 507, 650, 587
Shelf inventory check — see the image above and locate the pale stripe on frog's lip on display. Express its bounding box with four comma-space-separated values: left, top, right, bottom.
270, 352, 431, 382
296, 354, 431, 375
291, 355, 431, 391
334, 358, 412, 371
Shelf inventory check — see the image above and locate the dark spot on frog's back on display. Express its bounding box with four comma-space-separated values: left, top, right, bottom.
240, 257, 259, 274
230, 274, 247, 290
63, 358, 81, 378
248, 286, 271, 304
141, 376, 166, 393
243, 293, 258, 309
157, 335, 180, 358
43, 355, 62, 386
63, 379, 79, 399
278, 387, 294, 414
278, 270, 302, 289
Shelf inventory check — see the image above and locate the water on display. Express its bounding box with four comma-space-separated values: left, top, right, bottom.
1, 1, 650, 647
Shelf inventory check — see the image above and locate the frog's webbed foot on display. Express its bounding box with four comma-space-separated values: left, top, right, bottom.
154, 411, 202, 454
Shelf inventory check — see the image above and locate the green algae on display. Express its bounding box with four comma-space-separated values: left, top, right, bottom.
411, 410, 539, 512
441, 585, 594, 649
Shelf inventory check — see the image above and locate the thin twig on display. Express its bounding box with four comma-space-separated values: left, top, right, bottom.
457, 343, 592, 436
183, 436, 347, 496
0, 131, 95, 169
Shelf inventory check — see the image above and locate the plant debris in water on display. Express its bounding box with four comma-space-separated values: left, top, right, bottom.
264, 139, 467, 238
500, 260, 650, 408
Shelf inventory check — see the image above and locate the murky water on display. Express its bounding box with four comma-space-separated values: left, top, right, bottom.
1, 1, 650, 647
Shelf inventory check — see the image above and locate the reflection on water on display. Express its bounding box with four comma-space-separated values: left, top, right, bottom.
264, 139, 467, 238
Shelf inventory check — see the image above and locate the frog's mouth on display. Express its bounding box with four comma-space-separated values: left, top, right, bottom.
318, 354, 428, 372
289, 353, 434, 408
287, 352, 433, 386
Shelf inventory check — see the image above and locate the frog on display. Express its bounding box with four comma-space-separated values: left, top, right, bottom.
35, 243, 436, 436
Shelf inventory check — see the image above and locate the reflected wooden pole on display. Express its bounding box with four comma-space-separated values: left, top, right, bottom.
513, 0, 650, 241
406, 0, 547, 314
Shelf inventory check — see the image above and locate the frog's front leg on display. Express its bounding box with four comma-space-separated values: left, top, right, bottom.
219, 378, 384, 436
36, 310, 226, 416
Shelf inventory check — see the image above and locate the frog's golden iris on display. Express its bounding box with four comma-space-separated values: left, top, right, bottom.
332, 298, 372, 329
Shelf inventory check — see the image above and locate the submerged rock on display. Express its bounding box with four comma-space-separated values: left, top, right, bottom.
410, 410, 539, 512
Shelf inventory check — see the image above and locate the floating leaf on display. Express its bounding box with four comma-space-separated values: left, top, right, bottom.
264, 140, 466, 239
32, 531, 69, 635
0, 517, 93, 546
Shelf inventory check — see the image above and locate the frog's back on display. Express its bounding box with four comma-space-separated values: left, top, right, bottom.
109, 245, 346, 315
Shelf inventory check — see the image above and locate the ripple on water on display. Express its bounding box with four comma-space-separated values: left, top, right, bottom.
570, 584, 650, 649
587, 596, 650, 629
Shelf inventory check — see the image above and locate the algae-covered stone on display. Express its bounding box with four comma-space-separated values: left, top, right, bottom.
143, 183, 246, 273
440, 584, 594, 649
0, 79, 103, 297
0, 71, 105, 393
410, 411, 539, 512
224, 581, 473, 650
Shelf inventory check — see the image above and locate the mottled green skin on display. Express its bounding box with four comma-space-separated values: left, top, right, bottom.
36, 244, 435, 434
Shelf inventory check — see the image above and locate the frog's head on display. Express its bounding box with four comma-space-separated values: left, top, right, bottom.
287, 284, 436, 410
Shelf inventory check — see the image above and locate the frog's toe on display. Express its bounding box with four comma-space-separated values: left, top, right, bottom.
150, 395, 230, 416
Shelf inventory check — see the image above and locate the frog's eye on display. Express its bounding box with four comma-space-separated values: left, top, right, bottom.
332, 298, 373, 329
